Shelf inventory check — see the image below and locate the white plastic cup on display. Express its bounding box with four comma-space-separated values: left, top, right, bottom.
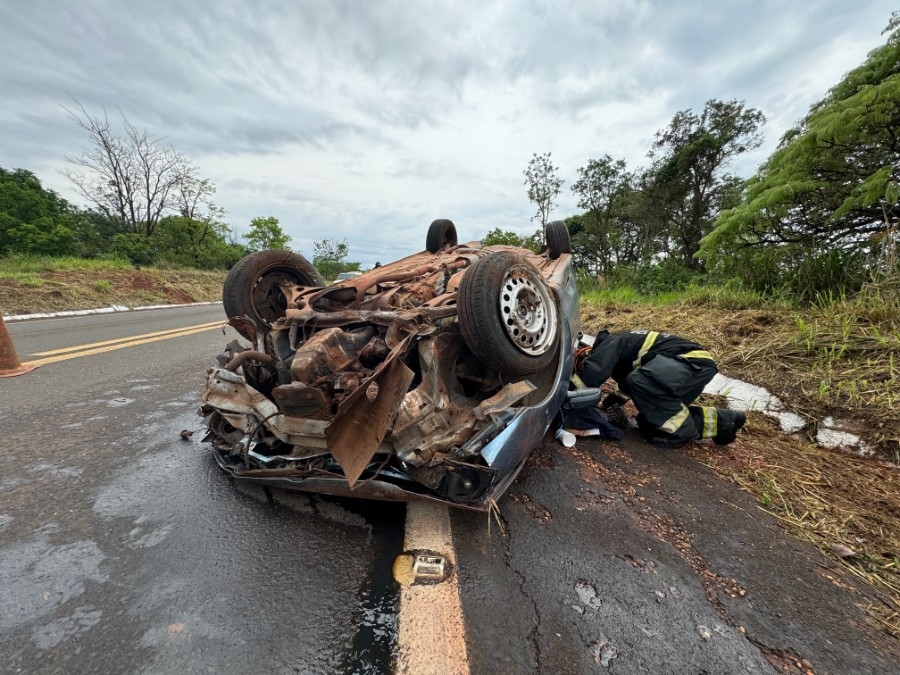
555, 428, 576, 447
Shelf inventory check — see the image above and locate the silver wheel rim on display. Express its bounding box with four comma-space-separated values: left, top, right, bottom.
498, 264, 558, 356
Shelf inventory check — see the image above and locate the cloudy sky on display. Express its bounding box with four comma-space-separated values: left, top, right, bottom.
1, 1, 895, 266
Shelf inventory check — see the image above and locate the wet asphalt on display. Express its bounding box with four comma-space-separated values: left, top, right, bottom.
2, 307, 899, 674
453, 436, 900, 674
1, 309, 406, 673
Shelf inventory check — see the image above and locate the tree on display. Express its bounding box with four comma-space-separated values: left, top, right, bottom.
702, 13, 900, 282
168, 177, 226, 264
63, 102, 206, 238
649, 99, 765, 269
0, 167, 89, 256
571, 155, 633, 276
176, 176, 216, 225
245, 216, 291, 251
155, 215, 245, 269
313, 238, 361, 281
481, 227, 542, 252
616, 171, 673, 267
523, 152, 564, 227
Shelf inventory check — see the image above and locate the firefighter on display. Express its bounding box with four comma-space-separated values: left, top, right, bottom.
576, 329, 745, 447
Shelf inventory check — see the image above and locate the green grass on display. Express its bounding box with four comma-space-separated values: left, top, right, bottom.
0, 255, 132, 278
580, 283, 781, 311
92, 279, 112, 294
812, 282, 900, 325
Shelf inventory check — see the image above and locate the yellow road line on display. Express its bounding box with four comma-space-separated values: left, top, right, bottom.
32, 321, 225, 356
31, 321, 223, 357
23, 323, 222, 367
396, 502, 470, 675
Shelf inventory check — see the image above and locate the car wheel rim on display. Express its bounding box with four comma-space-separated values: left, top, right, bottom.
498, 264, 557, 356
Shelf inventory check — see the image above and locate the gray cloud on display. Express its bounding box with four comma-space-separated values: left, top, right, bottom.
1, 0, 896, 267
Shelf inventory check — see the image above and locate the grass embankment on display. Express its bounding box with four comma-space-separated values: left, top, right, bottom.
0, 256, 226, 315
580, 283, 900, 637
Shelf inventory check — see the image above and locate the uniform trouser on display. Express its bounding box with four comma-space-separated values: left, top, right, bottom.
625, 355, 720, 444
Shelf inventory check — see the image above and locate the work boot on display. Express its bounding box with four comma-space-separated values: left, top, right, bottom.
637, 414, 697, 448
712, 409, 746, 445
646, 432, 691, 449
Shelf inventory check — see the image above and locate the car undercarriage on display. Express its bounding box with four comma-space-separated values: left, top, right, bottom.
200, 220, 579, 509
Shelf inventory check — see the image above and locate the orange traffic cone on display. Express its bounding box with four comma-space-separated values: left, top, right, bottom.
0, 313, 38, 377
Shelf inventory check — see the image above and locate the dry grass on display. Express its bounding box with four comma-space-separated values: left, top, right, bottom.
581, 295, 900, 638
688, 415, 900, 637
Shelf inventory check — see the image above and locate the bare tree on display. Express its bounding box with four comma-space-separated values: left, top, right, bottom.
176, 176, 216, 224
63, 101, 202, 237
172, 175, 222, 256
523, 152, 564, 227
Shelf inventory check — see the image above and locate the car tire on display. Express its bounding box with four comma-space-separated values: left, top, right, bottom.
223, 250, 324, 332
546, 220, 571, 259
426, 219, 458, 253
458, 251, 559, 376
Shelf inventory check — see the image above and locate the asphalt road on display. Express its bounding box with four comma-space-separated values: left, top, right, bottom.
1, 306, 897, 674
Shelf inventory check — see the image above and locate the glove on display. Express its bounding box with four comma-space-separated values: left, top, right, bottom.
605, 404, 630, 430
600, 391, 629, 410
600, 391, 630, 430
573, 345, 592, 374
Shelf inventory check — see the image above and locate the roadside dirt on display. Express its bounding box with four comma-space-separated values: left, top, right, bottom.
0, 268, 225, 316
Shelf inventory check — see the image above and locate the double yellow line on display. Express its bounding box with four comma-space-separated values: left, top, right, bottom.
24, 320, 223, 367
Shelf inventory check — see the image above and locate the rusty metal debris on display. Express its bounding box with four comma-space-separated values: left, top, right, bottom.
201, 222, 580, 508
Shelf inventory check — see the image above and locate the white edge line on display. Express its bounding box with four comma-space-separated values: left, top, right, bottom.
5, 301, 222, 322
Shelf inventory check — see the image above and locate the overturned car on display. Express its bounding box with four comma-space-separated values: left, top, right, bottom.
200, 219, 581, 509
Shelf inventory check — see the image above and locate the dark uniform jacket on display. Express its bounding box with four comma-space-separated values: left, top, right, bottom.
580, 330, 707, 394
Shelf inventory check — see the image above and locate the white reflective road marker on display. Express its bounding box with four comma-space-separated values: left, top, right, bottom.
395, 502, 470, 675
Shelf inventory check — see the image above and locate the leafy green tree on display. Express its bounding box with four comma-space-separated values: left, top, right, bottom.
523, 152, 564, 227
614, 172, 671, 267
703, 13, 900, 284
245, 216, 291, 251
649, 99, 765, 269
313, 238, 361, 281
567, 213, 603, 274
0, 167, 89, 256
111, 232, 157, 266
68, 210, 114, 257
155, 215, 246, 269
571, 155, 633, 276
481, 227, 542, 252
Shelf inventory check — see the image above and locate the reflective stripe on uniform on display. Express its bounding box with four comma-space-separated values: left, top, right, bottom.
632, 331, 660, 371
570, 374, 587, 389
659, 403, 690, 434
681, 349, 714, 361
700, 406, 718, 438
